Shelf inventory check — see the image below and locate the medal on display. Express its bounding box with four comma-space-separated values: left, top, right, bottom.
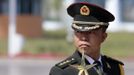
71, 50, 96, 75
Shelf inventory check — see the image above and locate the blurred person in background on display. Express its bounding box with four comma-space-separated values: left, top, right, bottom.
49, 1, 124, 75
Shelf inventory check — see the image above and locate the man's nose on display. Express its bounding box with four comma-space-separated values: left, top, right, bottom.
81, 33, 89, 41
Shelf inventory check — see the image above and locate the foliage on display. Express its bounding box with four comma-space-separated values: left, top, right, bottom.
0, 30, 134, 57
23, 31, 134, 57
23, 29, 74, 55
0, 39, 7, 55
102, 32, 134, 57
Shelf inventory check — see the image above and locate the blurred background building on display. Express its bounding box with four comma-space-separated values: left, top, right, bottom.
0, 0, 134, 38
0, 0, 42, 38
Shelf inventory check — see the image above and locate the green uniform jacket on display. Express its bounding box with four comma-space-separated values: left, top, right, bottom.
49, 51, 124, 75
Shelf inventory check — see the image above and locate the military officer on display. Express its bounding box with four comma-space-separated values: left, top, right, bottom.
49, 2, 124, 75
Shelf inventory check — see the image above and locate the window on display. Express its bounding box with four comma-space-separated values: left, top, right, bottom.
0, 0, 41, 15
17, 0, 41, 15
0, 0, 9, 14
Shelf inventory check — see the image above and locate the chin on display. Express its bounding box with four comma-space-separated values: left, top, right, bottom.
78, 48, 90, 53
79, 48, 95, 55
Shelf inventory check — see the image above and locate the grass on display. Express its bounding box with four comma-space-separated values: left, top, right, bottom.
0, 30, 134, 58
23, 38, 75, 55
22, 29, 75, 55
23, 30, 134, 57
102, 32, 134, 57
0, 39, 7, 55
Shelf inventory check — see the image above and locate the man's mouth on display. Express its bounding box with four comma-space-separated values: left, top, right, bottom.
79, 44, 90, 48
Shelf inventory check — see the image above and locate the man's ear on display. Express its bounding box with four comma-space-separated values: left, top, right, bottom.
102, 33, 107, 42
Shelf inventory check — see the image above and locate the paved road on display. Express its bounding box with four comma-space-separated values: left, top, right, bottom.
0, 58, 133, 75
124, 61, 134, 75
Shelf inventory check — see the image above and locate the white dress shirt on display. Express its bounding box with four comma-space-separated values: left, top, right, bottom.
84, 54, 102, 66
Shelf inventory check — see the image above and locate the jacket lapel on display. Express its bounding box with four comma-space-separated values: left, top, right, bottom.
102, 56, 111, 75
71, 50, 91, 65
71, 50, 82, 65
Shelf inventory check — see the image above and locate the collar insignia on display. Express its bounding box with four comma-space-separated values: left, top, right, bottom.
80, 5, 90, 16
106, 62, 111, 69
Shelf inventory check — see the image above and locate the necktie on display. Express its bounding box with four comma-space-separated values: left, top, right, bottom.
93, 61, 104, 75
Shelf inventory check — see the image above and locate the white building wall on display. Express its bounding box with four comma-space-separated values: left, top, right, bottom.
105, 0, 134, 32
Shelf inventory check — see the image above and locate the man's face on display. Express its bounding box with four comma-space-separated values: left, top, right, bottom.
74, 28, 107, 55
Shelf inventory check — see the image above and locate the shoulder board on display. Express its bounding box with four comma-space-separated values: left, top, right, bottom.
56, 57, 77, 69
103, 55, 124, 65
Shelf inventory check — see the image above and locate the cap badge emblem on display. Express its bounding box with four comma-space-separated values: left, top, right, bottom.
80, 5, 90, 15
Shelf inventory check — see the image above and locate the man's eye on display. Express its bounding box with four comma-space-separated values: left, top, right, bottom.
75, 31, 81, 33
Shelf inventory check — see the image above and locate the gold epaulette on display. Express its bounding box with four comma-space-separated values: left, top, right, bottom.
119, 64, 125, 75
56, 58, 76, 69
